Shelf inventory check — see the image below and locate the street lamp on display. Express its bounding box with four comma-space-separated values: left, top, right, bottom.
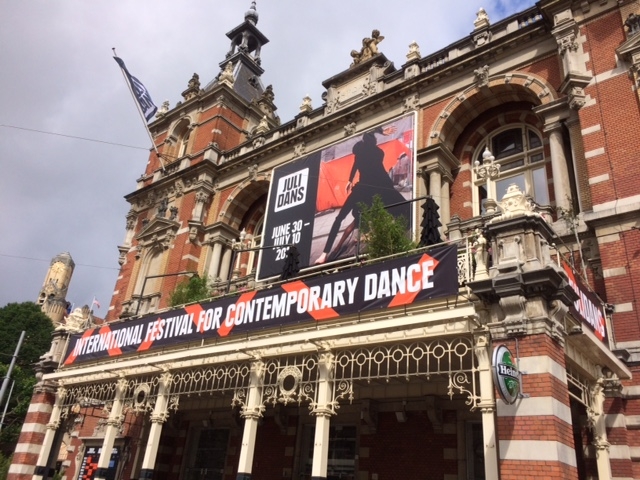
473, 147, 501, 214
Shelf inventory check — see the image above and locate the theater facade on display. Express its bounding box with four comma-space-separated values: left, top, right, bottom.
11, 1, 640, 479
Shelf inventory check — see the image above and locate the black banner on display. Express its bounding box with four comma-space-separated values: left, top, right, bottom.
64, 245, 458, 365
257, 114, 416, 279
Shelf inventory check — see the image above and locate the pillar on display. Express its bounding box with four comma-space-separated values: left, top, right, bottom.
139, 372, 173, 480
544, 122, 572, 213
208, 241, 224, 280
441, 180, 451, 231
590, 378, 613, 480
310, 353, 335, 480
220, 246, 233, 281
429, 170, 442, 203
474, 336, 499, 479
32, 387, 66, 480
236, 361, 266, 480
95, 377, 127, 480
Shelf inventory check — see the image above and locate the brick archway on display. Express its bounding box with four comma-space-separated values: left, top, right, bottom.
428, 72, 558, 152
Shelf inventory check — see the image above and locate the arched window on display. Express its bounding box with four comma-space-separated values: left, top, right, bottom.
168, 118, 193, 162
178, 128, 191, 158
473, 125, 549, 215
248, 217, 264, 275
132, 248, 164, 314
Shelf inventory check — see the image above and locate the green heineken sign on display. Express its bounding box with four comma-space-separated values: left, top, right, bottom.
492, 345, 520, 404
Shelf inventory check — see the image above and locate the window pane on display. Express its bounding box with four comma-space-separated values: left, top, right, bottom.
496, 174, 526, 201
492, 129, 523, 159
533, 167, 549, 205
500, 159, 525, 172
530, 152, 544, 163
478, 185, 487, 214
528, 129, 542, 149
302, 425, 356, 479
186, 429, 229, 480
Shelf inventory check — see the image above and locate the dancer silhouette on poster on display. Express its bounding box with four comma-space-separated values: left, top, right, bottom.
314, 126, 408, 264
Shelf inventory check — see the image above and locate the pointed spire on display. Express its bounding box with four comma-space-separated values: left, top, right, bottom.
245, 1, 258, 25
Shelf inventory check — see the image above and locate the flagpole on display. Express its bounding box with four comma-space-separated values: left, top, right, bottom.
112, 48, 165, 172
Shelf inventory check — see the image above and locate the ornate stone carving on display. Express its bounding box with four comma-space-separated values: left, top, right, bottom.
625, 12, 640, 37
406, 40, 421, 62
601, 367, 623, 397
181, 73, 201, 101
474, 31, 491, 48
474, 65, 490, 88
252, 136, 265, 148
254, 115, 269, 135
293, 142, 306, 158
474, 8, 490, 30
557, 33, 579, 55
567, 84, 586, 109
299, 95, 312, 114
155, 100, 170, 118
403, 94, 419, 113
492, 184, 539, 222
472, 229, 489, 281
499, 295, 528, 336
56, 307, 88, 333
248, 164, 259, 182
548, 299, 568, 344
350, 29, 384, 67
344, 122, 357, 137
157, 198, 168, 218
218, 61, 235, 87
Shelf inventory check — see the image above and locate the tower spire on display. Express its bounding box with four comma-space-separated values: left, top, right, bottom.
245, 1, 258, 25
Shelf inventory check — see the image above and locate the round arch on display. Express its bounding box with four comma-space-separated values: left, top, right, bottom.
428, 72, 558, 152
218, 174, 270, 230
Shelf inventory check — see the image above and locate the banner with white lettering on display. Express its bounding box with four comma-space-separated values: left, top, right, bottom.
257, 113, 416, 279
63, 245, 458, 365
562, 262, 608, 344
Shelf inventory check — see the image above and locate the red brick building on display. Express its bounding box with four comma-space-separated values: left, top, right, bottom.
10, 1, 640, 479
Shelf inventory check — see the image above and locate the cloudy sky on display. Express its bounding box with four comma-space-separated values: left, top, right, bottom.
0, 0, 536, 315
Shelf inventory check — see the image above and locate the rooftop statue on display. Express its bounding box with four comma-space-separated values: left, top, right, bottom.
56, 307, 87, 333
350, 29, 384, 67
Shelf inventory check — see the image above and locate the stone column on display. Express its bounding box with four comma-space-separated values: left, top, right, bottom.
564, 114, 591, 212
33, 387, 66, 480
208, 241, 224, 280
474, 336, 499, 480
544, 121, 572, 213
139, 371, 173, 480
220, 246, 233, 282
310, 353, 335, 480
95, 377, 127, 480
236, 361, 266, 480
429, 170, 442, 204
441, 179, 451, 231
590, 378, 613, 480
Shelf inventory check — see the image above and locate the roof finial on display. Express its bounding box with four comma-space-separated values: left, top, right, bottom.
245, 1, 258, 25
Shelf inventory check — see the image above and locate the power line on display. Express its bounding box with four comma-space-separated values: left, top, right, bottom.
0, 124, 149, 151
0, 253, 119, 271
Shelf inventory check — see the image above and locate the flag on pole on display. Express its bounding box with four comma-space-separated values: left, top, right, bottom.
113, 56, 158, 121
91, 298, 101, 310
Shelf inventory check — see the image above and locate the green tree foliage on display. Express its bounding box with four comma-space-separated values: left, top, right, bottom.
169, 275, 211, 307
359, 195, 416, 260
0, 302, 54, 453
0, 302, 54, 367
0, 450, 11, 479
